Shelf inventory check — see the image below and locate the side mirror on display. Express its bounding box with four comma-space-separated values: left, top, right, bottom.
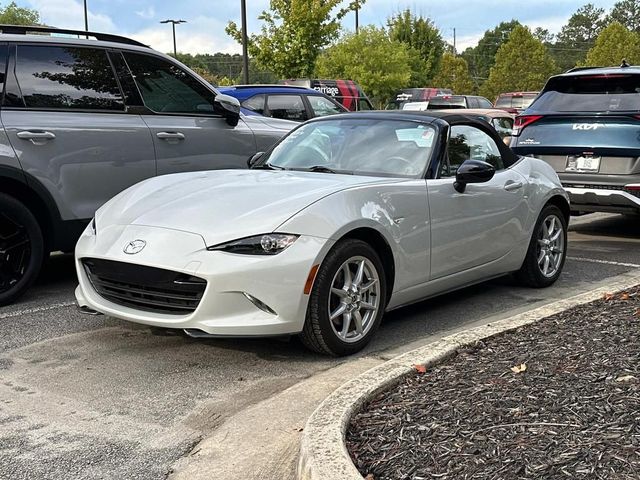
247, 151, 264, 168
453, 159, 495, 193
215, 93, 241, 127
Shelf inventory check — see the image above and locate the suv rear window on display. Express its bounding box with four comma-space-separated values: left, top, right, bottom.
533, 74, 640, 112
15, 46, 124, 111
427, 96, 466, 109
495, 94, 537, 109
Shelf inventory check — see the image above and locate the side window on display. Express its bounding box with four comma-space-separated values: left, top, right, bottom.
242, 94, 265, 114
123, 52, 217, 114
492, 117, 514, 138
358, 99, 372, 111
478, 97, 494, 108
467, 97, 479, 109
15, 45, 124, 110
441, 125, 504, 178
266, 95, 308, 121
307, 95, 344, 117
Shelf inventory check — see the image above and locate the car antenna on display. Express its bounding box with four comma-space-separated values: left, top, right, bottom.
621, 58, 630, 68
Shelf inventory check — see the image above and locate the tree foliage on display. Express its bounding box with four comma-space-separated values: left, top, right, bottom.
584, 22, 640, 66
0, 1, 40, 25
553, 3, 606, 70
431, 53, 474, 94
461, 20, 521, 87
481, 25, 557, 100
608, 0, 640, 32
387, 9, 444, 86
226, 0, 362, 78
315, 26, 411, 106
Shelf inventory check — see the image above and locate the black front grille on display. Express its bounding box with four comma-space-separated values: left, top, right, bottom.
82, 258, 206, 315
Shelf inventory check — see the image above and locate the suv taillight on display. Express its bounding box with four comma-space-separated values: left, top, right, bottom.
513, 115, 543, 136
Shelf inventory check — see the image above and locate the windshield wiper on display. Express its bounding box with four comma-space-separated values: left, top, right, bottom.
252, 162, 285, 170
305, 165, 339, 174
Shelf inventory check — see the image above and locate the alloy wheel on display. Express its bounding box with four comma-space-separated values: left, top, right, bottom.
536, 214, 564, 278
328, 256, 381, 343
0, 212, 31, 294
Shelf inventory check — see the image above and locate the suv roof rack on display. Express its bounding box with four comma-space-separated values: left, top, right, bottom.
0, 24, 148, 48
226, 84, 311, 89
565, 66, 602, 73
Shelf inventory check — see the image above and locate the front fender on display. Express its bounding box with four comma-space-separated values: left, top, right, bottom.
276, 181, 430, 293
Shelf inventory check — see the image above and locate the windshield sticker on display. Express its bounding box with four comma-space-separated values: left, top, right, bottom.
520, 138, 540, 145
396, 127, 434, 147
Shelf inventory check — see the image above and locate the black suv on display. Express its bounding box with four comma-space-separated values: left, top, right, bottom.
511, 65, 640, 215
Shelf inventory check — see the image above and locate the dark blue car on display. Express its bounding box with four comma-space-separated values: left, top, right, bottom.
217, 85, 348, 122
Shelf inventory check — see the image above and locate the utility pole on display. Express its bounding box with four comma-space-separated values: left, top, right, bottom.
355, 1, 359, 34
83, 0, 88, 31
160, 19, 187, 57
241, 0, 249, 84
453, 28, 456, 54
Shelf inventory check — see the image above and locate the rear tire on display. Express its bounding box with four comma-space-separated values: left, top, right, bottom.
0, 193, 44, 306
516, 204, 567, 288
299, 239, 387, 356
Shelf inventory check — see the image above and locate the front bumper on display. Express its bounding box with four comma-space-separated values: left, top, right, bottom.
75, 224, 332, 336
563, 186, 640, 214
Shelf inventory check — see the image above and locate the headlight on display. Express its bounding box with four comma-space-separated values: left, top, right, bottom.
208, 234, 299, 255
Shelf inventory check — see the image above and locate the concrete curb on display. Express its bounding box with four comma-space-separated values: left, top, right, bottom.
297, 270, 640, 480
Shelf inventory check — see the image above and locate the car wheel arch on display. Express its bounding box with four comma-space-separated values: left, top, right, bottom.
0, 173, 57, 252
545, 194, 570, 224
334, 227, 395, 302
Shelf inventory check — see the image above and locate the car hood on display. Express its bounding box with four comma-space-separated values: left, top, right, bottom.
98, 169, 399, 246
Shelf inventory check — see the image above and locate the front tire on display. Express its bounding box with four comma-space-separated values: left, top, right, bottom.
516, 204, 567, 288
300, 239, 387, 356
0, 193, 44, 306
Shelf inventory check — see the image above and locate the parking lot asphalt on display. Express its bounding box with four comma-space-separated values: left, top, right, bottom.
1, 213, 639, 479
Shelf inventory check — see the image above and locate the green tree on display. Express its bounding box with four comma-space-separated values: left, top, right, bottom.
315, 26, 411, 107
0, 1, 40, 25
608, 0, 640, 32
481, 25, 557, 100
431, 53, 474, 94
387, 9, 444, 86
169, 53, 207, 70
552, 3, 605, 70
584, 22, 640, 66
226, 0, 363, 78
461, 20, 521, 88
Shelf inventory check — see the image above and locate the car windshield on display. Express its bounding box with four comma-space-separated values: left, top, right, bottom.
264, 118, 436, 178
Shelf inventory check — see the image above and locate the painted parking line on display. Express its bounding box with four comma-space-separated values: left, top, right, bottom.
0, 301, 76, 320
567, 256, 640, 269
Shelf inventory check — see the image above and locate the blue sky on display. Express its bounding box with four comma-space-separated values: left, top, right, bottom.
25, 0, 619, 55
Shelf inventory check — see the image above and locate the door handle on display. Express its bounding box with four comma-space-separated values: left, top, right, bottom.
156, 132, 185, 140
17, 130, 56, 140
504, 181, 523, 192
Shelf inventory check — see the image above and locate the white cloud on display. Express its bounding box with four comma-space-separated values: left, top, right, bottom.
127, 16, 241, 55
28, 0, 116, 32
135, 6, 155, 20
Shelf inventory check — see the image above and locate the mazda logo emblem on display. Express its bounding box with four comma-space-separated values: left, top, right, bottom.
123, 239, 147, 255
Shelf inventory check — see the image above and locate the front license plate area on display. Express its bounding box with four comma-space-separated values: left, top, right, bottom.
566, 155, 601, 172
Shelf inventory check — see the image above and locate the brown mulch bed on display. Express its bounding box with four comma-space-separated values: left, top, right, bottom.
347, 289, 640, 479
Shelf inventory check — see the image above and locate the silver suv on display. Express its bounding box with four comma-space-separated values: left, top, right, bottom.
0, 25, 294, 305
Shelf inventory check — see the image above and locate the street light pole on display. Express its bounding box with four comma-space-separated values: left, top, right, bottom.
83, 0, 88, 31
355, 4, 359, 34
241, 0, 249, 84
160, 19, 187, 57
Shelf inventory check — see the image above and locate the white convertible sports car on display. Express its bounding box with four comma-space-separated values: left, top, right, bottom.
75, 112, 569, 356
